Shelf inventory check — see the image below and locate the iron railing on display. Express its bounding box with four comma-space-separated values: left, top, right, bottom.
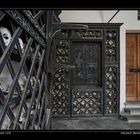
0, 10, 51, 130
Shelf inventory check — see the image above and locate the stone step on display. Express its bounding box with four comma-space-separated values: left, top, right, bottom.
121, 102, 140, 123
124, 108, 140, 115
128, 119, 140, 123
120, 113, 140, 123
126, 114, 140, 119
129, 109, 140, 115
45, 109, 51, 129
127, 115, 140, 123
125, 103, 140, 109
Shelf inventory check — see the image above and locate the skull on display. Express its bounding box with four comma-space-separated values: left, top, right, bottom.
0, 27, 12, 47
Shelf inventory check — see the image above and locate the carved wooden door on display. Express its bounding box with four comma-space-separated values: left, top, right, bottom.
126, 33, 140, 101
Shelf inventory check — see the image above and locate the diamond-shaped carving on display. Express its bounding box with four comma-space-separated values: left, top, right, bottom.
51, 68, 70, 116
56, 40, 69, 64
72, 90, 102, 116
105, 29, 118, 63
105, 66, 118, 114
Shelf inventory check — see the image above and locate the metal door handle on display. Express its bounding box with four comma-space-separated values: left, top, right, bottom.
137, 68, 140, 72
129, 68, 138, 72
129, 68, 140, 72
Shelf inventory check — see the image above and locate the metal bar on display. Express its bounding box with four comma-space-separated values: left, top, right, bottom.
44, 108, 51, 129
43, 12, 46, 33
0, 38, 33, 128
0, 10, 49, 129
0, 35, 23, 129
44, 73, 50, 110
5, 10, 45, 47
41, 109, 46, 129
42, 91, 51, 129
138, 10, 140, 20
108, 10, 120, 23
39, 16, 44, 30
7, 61, 29, 116
40, 24, 45, 33
30, 72, 45, 129
0, 27, 23, 73
6, 57, 29, 128
0, 32, 29, 113
0, 89, 21, 129
22, 10, 46, 40
10, 20, 34, 99
24, 50, 45, 129
44, 10, 53, 73
41, 96, 46, 129
37, 89, 46, 129
0, 10, 5, 21
117, 28, 120, 115
12, 44, 40, 129
34, 10, 45, 20
0, 30, 28, 121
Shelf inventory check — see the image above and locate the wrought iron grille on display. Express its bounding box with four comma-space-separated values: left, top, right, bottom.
104, 28, 119, 115
51, 68, 70, 116
56, 39, 69, 64
51, 23, 122, 117
0, 10, 51, 130
105, 66, 118, 114
72, 89, 102, 116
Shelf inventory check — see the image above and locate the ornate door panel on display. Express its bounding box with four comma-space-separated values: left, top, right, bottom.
51, 23, 122, 117
70, 41, 103, 116
51, 39, 70, 117
70, 41, 101, 86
